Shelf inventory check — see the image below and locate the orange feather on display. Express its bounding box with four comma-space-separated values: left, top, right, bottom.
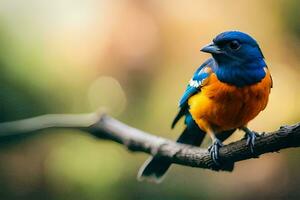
188, 68, 272, 134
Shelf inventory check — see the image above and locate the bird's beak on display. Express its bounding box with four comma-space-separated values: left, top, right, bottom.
200, 43, 222, 54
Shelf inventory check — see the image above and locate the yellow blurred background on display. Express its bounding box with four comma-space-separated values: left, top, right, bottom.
0, 0, 299, 199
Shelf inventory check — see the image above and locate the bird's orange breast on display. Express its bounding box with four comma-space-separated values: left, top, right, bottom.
188, 68, 272, 133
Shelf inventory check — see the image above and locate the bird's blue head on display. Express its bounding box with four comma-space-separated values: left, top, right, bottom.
201, 31, 267, 87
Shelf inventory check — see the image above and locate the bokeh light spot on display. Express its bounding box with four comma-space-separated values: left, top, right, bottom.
88, 76, 127, 116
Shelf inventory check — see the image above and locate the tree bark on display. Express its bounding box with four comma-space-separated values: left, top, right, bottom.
0, 112, 299, 171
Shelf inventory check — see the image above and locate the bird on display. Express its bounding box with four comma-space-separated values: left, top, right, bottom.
137, 30, 273, 183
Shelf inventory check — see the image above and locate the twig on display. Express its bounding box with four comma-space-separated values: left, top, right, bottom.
0, 112, 299, 171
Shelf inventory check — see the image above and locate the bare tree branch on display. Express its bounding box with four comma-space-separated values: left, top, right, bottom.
0, 112, 299, 171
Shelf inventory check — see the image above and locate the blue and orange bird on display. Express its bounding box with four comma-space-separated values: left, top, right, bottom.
137, 31, 273, 183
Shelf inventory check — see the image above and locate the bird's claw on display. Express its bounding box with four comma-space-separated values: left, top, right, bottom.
208, 139, 223, 166
245, 130, 259, 153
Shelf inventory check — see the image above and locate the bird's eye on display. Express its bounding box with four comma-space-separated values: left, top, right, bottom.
228, 40, 240, 50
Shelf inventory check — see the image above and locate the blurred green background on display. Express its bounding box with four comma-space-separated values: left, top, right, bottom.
0, 0, 299, 199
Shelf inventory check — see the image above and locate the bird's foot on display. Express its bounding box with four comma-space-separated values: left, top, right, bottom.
208, 139, 223, 166
243, 129, 259, 154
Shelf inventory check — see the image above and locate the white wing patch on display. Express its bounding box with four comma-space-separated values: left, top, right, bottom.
188, 67, 211, 88
189, 79, 201, 87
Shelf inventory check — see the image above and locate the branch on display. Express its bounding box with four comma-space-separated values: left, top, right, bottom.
0, 112, 299, 171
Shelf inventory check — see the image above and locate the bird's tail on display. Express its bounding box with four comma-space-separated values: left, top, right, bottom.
137, 126, 206, 183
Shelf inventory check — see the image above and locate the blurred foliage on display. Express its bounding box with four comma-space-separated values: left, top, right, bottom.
280, 0, 300, 40
0, 0, 299, 200
0, 23, 46, 122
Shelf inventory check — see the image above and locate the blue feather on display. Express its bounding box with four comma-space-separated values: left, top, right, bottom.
178, 58, 214, 107
172, 58, 214, 128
